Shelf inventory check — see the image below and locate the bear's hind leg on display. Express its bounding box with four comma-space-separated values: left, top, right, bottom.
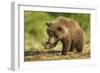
75, 30, 83, 53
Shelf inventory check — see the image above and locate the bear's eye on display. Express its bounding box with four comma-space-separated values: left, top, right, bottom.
58, 27, 63, 31
46, 22, 51, 27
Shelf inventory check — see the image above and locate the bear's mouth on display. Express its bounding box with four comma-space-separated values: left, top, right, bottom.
43, 40, 58, 49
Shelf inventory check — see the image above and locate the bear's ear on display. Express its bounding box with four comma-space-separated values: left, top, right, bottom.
58, 26, 63, 32
46, 22, 51, 27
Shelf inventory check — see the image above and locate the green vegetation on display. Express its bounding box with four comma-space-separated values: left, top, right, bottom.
24, 11, 90, 61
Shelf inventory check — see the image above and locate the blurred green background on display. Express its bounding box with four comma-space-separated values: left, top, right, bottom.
24, 11, 90, 51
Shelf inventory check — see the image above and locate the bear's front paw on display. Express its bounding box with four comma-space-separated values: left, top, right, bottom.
61, 49, 68, 55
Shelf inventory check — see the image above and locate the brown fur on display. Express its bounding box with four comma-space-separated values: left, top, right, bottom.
46, 16, 84, 55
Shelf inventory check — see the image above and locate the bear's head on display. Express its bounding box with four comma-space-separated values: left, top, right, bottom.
43, 21, 69, 49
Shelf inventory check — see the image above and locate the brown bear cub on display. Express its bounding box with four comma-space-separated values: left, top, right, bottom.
44, 16, 84, 55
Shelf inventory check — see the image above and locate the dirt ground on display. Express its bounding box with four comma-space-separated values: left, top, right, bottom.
24, 44, 90, 62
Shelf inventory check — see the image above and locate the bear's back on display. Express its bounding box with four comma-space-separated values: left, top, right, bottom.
56, 16, 80, 28
56, 16, 83, 40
